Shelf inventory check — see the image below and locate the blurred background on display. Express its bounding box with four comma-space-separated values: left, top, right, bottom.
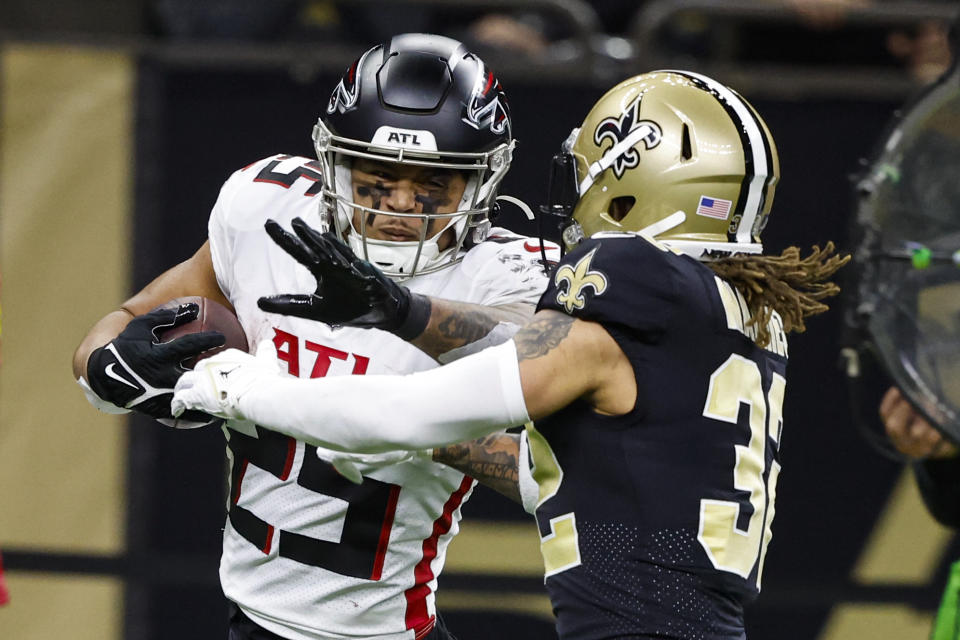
2, 0, 960, 638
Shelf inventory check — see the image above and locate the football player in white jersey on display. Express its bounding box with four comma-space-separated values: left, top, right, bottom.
74, 34, 558, 640
172, 70, 851, 640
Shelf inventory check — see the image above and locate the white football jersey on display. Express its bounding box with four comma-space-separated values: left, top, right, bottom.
207, 154, 556, 640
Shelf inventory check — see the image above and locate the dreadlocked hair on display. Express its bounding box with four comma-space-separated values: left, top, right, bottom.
706, 242, 850, 348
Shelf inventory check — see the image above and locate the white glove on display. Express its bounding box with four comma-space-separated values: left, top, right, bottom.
317, 448, 433, 484
171, 341, 282, 421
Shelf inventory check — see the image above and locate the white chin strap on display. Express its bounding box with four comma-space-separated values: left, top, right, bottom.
347, 232, 451, 276
638, 210, 686, 238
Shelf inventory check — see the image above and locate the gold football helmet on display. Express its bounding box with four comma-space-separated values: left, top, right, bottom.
550, 70, 779, 258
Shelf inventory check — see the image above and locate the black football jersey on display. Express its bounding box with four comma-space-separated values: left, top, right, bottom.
530, 232, 788, 640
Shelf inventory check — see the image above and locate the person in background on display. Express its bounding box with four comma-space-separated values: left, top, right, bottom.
881, 387, 960, 524
861, 8, 960, 639
787, 0, 952, 83
881, 389, 960, 640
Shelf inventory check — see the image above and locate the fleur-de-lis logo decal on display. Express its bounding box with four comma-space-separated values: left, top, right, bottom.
554, 248, 608, 313
594, 97, 661, 178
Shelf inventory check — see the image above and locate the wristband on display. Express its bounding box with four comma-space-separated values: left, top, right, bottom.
394, 292, 432, 341
77, 376, 131, 415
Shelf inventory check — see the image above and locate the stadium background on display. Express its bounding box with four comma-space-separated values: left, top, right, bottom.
2, 1, 959, 638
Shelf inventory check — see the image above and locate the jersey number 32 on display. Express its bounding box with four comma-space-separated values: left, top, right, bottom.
700, 354, 785, 590
526, 353, 785, 589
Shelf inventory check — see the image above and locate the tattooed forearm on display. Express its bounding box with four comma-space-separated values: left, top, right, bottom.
437, 311, 499, 345
411, 299, 534, 360
434, 433, 522, 503
515, 311, 575, 361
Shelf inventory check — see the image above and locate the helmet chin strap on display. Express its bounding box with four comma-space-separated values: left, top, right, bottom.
347, 224, 459, 278
638, 210, 686, 238
348, 233, 434, 274
635, 210, 764, 259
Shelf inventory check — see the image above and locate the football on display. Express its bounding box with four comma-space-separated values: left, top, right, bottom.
153, 296, 248, 369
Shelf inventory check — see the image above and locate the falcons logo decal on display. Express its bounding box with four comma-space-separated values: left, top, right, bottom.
464, 63, 511, 136
327, 50, 372, 114
593, 97, 662, 178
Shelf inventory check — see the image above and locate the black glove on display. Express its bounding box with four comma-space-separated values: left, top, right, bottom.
258, 217, 432, 339
85, 303, 225, 423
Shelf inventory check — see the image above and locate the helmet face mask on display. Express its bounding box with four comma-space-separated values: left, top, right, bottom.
556, 70, 780, 260
312, 33, 514, 280
339, 154, 478, 275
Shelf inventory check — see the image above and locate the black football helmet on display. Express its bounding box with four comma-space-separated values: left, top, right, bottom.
312, 33, 514, 278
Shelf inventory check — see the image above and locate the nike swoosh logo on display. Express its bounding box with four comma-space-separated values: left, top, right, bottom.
219, 366, 240, 380
525, 240, 562, 253
105, 362, 141, 390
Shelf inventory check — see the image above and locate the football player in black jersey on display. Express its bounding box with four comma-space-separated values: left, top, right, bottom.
173, 70, 849, 639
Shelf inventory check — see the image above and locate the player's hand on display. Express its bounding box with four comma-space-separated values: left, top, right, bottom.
258, 218, 431, 339
171, 344, 280, 421
880, 386, 959, 459
316, 447, 430, 484
84, 303, 225, 426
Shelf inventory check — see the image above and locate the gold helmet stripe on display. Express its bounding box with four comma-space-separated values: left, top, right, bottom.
663, 70, 772, 247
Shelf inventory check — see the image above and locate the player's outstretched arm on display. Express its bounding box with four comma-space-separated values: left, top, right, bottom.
512, 311, 635, 420
171, 310, 633, 452
409, 298, 532, 362
258, 218, 534, 361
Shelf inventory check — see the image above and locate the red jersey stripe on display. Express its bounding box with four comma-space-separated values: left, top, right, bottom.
279, 437, 296, 481
403, 476, 475, 633
370, 485, 402, 581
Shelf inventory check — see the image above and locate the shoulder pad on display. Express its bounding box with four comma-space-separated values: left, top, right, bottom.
480, 229, 561, 260
230, 154, 322, 195
455, 230, 557, 306
463, 230, 561, 274
214, 154, 322, 228
537, 233, 681, 334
